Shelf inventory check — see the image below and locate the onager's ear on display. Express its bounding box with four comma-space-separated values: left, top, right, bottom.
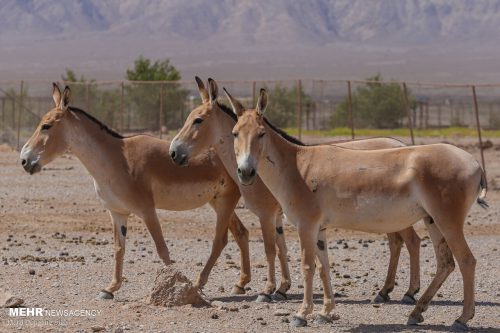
52, 83, 62, 108
256, 88, 268, 115
223, 87, 245, 117
207, 78, 218, 105
195, 76, 209, 103
60, 86, 71, 111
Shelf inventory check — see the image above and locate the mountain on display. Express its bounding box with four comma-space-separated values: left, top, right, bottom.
1, 0, 500, 82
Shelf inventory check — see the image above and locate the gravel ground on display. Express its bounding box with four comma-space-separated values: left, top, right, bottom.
0, 141, 499, 333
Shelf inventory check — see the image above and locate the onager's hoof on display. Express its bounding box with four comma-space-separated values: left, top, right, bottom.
231, 284, 246, 295
406, 314, 424, 326
271, 291, 287, 301
290, 315, 307, 327
401, 293, 417, 305
97, 290, 114, 300
255, 293, 273, 303
313, 314, 333, 325
450, 320, 470, 332
372, 292, 390, 303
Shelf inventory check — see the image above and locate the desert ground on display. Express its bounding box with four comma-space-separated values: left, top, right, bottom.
0, 137, 499, 333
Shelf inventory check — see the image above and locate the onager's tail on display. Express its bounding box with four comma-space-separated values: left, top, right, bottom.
477, 168, 489, 209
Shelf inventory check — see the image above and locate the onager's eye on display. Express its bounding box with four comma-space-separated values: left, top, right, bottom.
232, 131, 239, 138
41, 124, 52, 131
258, 131, 266, 138
193, 118, 204, 125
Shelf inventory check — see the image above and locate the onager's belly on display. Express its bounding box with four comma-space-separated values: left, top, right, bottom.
324, 195, 427, 233
152, 179, 222, 211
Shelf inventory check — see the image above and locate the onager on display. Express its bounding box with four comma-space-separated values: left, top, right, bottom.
20, 84, 252, 299
171, 77, 421, 304
226, 87, 487, 331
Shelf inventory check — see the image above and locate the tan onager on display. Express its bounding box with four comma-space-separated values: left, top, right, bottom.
226, 88, 487, 331
170, 78, 421, 304
20, 83, 252, 299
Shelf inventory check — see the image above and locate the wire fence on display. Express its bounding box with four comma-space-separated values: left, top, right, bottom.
1, 78, 499, 175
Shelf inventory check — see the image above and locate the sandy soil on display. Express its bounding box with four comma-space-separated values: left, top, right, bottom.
0, 140, 499, 333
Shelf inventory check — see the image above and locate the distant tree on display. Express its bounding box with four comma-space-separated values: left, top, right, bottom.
330, 74, 415, 129
62, 69, 119, 127
265, 83, 312, 128
126, 56, 186, 130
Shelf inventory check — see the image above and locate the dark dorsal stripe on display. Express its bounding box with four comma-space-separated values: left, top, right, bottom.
68, 106, 124, 139
216, 102, 305, 146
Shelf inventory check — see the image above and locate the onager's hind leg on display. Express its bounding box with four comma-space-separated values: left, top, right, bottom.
374, 232, 403, 303
99, 211, 129, 299
313, 228, 336, 324
408, 218, 455, 326
228, 214, 251, 294
272, 211, 292, 301
399, 227, 421, 304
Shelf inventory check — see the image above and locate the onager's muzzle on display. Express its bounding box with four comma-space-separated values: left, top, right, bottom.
20, 145, 42, 175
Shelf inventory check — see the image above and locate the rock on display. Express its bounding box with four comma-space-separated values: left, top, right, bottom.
147, 265, 209, 308
29, 269, 36, 275
274, 309, 291, 316
114, 328, 124, 333
91, 325, 105, 332
1, 291, 23, 308
211, 313, 219, 319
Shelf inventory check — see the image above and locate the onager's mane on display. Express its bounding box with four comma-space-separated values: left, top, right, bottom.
217, 102, 305, 146
69, 106, 124, 139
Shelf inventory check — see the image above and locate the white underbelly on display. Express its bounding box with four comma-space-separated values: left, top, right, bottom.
323, 196, 426, 233
152, 180, 219, 211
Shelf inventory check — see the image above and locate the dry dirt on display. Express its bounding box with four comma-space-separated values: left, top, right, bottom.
0, 140, 499, 333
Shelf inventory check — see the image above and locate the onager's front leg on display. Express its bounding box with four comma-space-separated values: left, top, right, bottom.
291, 222, 320, 327
98, 211, 129, 300
313, 228, 336, 324
255, 214, 278, 302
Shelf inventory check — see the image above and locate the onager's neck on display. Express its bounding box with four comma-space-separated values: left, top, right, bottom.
255, 123, 301, 202
212, 112, 240, 183
64, 111, 124, 182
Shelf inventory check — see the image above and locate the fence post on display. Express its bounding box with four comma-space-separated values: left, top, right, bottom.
1, 98, 4, 132
402, 83, 415, 145
252, 81, 256, 106
346, 81, 355, 139
86, 83, 90, 113
159, 83, 164, 139
120, 81, 124, 133
16, 80, 23, 150
297, 80, 303, 140
471, 85, 487, 178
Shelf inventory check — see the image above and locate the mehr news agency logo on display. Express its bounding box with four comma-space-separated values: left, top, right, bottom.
6, 307, 101, 328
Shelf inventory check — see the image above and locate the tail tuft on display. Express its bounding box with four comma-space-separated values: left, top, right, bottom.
477, 167, 488, 209
477, 197, 489, 209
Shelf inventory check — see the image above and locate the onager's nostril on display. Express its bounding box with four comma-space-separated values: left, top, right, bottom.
170, 150, 177, 160
237, 168, 242, 175
21, 159, 27, 166
250, 168, 256, 177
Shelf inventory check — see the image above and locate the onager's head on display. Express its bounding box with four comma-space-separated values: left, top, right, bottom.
20, 83, 72, 174
170, 77, 221, 165
225, 88, 268, 186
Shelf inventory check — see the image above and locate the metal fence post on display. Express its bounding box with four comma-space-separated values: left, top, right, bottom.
471, 85, 487, 178
159, 83, 164, 139
16, 80, 23, 150
252, 81, 256, 106
346, 81, 355, 139
86, 83, 90, 113
402, 83, 415, 145
120, 81, 124, 133
1, 98, 5, 132
297, 80, 303, 140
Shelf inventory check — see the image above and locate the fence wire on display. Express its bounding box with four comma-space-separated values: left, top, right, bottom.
1, 79, 497, 174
